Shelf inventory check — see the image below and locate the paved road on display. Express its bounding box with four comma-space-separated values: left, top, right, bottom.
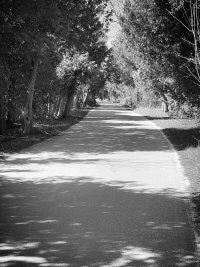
0, 103, 197, 266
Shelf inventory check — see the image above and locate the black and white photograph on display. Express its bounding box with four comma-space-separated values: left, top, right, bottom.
0, 0, 200, 266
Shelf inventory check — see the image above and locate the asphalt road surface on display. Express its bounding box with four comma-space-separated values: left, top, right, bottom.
0, 103, 198, 266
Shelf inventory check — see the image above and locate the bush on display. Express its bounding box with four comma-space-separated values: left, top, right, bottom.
169, 101, 200, 120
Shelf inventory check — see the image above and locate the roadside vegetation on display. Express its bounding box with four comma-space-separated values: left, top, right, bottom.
109, 0, 200, 118
0, 0, 112, 137
1, 0, 200, 143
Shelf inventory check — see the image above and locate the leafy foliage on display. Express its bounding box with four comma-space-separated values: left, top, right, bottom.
0, 0, 110, 134
110, 0, 200, 116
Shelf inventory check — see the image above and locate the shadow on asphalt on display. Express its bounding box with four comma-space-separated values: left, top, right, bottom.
144, 116, 172, 121
0, 104, 197, 266
162, 127, 200, 150
0, 180, 196, 266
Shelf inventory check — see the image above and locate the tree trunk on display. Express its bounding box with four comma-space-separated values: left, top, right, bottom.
7, 101, 14, 129
73, 94, 78, 109
23, 59, 39, 134
0, 88, 5, 135
6, 81, 16, 129
161, 101, 168, 113
160, 90, 169, 113
55, 96, 63, 118
63, 91, 75, 118
62, 70, 81, 118
82, 88, 89, 108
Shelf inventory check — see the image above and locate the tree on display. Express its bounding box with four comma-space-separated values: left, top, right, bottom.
109, 0, 200, 114
57, 51, 105, 117
168, 0, 200, 84
0, 0, 67, 133
0, 0, 110, 134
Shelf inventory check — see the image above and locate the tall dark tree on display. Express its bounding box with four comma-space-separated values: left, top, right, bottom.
111, 0, 200, 114
0, 0, 110, 134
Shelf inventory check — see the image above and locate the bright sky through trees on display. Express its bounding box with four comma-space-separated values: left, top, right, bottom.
106, 0, 123, 48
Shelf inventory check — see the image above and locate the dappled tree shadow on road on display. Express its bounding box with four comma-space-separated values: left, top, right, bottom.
0, 104, 197, 266
0, 179, 197, 266
2, 107, 171, 165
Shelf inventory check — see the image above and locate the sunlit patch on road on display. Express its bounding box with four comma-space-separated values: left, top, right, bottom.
101, 246, 161, 266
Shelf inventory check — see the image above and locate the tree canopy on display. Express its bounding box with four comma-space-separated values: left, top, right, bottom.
109, 0, 200, 117
1, 0, 200, 136
0, 0, 110, 134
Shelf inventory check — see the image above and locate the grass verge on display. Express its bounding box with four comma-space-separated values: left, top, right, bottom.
135, 107, 200, 249
0, 109, 89, 157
